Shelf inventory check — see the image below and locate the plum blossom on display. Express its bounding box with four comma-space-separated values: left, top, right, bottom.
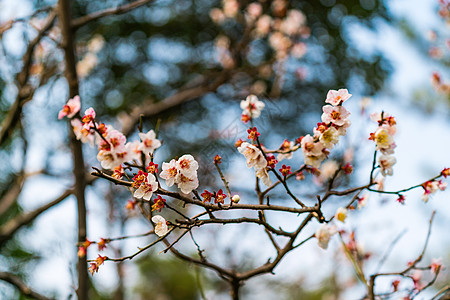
176, 173, 199, 194
96, 128, 129, 169
71, 118, 95, 146
255, 15, 271, 36
300, 88, 353, 169
238, 142, 267, 169
138, 130, 161, 154
372, 128, 395, 154
421, 180, 440, 202
160, 159, 178, 187
214, 189, 227, 204
246, 2, 262, 19
134, 173, 158, 200
125, 140, 146, 164
240, 95, 265, 119
58, 95, 81, 119
301, 135, 324, 157
319, 160, 339, 182
82, 107, 96, 130
277, 139, 294, 161
159, 155, 200, 194
378, 155, 397, 176
325, 89, 352, 106
152, 215, 169, 237
321, 105, 351, 126
176, 154, 199, 176
357, 194, 369, 209
335, 207, 348, 223
315, 224, 337, 250
255, 166, 272, 186
318, 126, 339, 149
430, 258, 443, 274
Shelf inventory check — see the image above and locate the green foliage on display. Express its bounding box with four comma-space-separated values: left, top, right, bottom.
134, 252, 203, 300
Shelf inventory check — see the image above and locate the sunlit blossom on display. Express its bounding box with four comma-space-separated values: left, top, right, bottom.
321, 105, 351, 126
325, 89, 352, 106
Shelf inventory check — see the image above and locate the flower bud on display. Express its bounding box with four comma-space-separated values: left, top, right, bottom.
232, 195, 240, 203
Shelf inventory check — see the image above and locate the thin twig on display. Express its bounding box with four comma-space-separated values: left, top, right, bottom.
0, 272, 53, 300
71, 0, 156, 29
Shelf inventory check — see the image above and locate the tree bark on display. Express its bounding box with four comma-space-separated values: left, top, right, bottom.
58, 1, 88, 299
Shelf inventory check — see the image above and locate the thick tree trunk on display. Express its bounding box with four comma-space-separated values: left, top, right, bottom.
57, 1, 88, 299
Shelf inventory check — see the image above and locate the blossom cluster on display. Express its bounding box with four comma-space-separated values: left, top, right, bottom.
301, 89, 352, 168
160, 155, 199, 194
210, 0, 310, 68
58, 96, 200, 199
369, 111, 397, 176
59, 96, 162, 170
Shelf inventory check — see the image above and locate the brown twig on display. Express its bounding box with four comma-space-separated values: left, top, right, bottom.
367, 211, 436, 300
0, 11, 56, 146
71, 0, 156, 29
0, 272, 53, 300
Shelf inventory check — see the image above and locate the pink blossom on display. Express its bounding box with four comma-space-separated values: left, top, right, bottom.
125, 141, 145, 163
71, 118, 94, 146
325, 89, 352, 106
58, 95, 81, 119
321, 105, 351, 126
430, 258, 443, 274
82, 107, 96, 130
246, 3, 262, 19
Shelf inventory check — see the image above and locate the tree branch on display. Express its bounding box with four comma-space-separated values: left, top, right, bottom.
71, 0, 156, 29
121, 71, 231, 136
0, 177, 96, 247
0, 271, 53, 300
0, 11, 56, 146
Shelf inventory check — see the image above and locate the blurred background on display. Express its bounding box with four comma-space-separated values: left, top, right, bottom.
0, 0, 449, 299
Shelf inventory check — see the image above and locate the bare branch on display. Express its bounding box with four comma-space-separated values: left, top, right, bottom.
121, 71, 231, 136
368, 211, 436, 299
105, 227, 176, 262
0, 11, 56, 146
0, 189, 71, 246
71, 0, 156, 29
0, 271, 54, 300
0, 177, 96, 247
0, 174, 25, 216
